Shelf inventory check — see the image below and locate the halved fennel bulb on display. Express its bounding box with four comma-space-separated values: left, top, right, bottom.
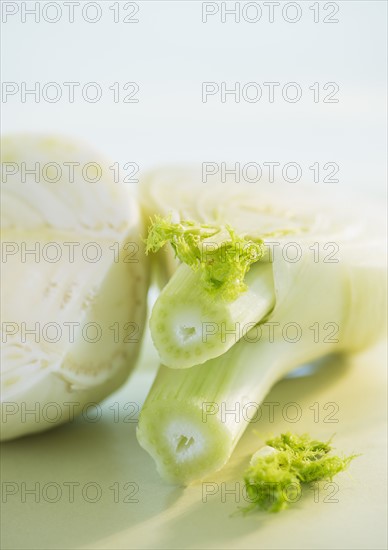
0, 135, 149, 441
137, 167, 387, 484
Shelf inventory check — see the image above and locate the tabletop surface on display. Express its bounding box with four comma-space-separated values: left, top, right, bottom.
2, 332, 387, 550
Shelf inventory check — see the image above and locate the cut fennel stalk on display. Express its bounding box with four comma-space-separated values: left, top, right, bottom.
137, 255, 386, 484
146, 216, 294, 368
137, 252, 348, 484
149, 260, 275, 369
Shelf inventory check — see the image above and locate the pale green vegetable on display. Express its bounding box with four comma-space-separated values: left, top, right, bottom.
147, 217, 300, 368
143, 170, 386, 370
137, 253, 346, 484
137, 168, 386, 484
0, 135, 149, 441
149, 259, 275, 369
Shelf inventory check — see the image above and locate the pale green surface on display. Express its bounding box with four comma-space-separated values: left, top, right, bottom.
1, 336, 387, 550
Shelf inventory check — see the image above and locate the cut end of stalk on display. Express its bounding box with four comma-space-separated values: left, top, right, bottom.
149, 295, 231, 369
136, 400, 232, 485
150, 261, 275, 369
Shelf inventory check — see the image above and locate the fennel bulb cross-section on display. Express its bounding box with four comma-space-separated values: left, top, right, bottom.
0, 135, 149, 441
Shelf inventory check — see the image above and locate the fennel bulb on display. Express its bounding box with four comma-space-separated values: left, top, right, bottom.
0, 135, 149, 441
137, 167, 386, 484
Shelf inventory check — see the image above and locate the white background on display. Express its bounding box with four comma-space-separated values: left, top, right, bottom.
2, 1, 387, 194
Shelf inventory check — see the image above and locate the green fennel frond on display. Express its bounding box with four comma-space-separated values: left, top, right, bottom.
243, 432, 357, 513
146, 215, 266, 301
